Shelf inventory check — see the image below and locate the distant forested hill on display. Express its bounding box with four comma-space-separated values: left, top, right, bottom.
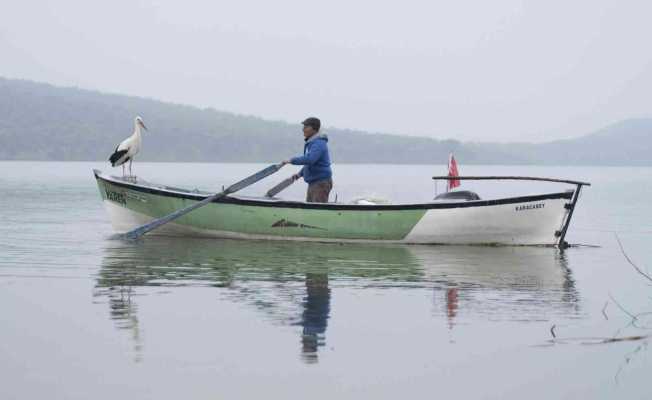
1, 77, 650, 165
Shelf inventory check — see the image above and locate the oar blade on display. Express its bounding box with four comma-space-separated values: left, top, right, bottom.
124, 194, 217, 240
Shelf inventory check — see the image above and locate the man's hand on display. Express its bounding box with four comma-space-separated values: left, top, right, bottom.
280, 160, 291, 166
292, 174, 300, 181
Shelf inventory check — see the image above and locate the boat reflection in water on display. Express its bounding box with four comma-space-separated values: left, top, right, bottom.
410, 246, 581, 329
95, 238, 580, 363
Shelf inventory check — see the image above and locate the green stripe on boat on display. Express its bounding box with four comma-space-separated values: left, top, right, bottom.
97, 178, 426, 240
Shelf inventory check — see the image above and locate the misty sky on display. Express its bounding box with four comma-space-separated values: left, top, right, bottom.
1, 0, 651, 142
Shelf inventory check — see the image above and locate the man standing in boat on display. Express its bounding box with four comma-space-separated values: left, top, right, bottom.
282, 117, 333, 203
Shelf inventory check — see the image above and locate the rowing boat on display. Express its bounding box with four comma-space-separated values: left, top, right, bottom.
93, 169, 589, 247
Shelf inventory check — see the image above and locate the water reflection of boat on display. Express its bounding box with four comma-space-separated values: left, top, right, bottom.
406, 246, 580, 326
95, 238, 580, 362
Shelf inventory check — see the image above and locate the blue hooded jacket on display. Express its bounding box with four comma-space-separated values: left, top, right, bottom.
290, 134, 332, 184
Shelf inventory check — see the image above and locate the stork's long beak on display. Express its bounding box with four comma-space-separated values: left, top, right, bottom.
140, 121, 148, 131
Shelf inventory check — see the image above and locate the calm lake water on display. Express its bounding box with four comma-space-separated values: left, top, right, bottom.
1, 161, 651, 399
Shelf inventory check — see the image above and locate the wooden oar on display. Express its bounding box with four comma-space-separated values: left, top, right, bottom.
124, 163, 284, 240
265, 176, 296, 198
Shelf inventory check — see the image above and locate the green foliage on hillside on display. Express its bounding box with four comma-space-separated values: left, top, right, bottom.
1, 78, 650, 165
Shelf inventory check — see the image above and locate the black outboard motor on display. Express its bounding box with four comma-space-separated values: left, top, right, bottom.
434, 190, 481, 201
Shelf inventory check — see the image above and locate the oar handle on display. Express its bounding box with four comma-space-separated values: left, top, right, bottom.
226, 163, 284, 193
265, 176, 296, 198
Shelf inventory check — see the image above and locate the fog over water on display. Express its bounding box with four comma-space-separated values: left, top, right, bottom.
2, 1, 652, 397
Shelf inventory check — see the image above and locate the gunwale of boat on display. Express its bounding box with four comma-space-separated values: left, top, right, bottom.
93, 169, 574, 211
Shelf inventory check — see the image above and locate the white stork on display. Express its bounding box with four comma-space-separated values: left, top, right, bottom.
108, 116, 148, 178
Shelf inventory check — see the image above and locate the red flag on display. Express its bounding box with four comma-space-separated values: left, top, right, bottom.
447, 154, 460, 192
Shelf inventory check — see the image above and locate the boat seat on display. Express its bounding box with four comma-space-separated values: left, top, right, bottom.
434, 190, 481, 201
